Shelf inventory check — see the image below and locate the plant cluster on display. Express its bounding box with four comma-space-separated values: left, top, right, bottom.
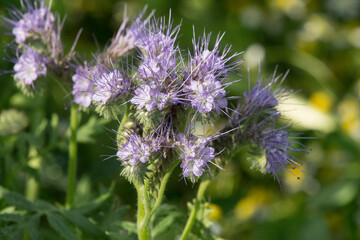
0, 1, 307, 239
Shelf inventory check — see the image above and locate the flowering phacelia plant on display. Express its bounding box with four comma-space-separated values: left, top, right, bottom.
1, 1, 309, 239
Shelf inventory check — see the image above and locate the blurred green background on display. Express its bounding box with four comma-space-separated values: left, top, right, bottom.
1, 0, 360, 239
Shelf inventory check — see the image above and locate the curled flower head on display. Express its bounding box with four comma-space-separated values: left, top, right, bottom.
72, 64, 95, 108
91, 65, 130, 105
234, 68, 290, 130
184, 74, 228, 114
14, 48, 47, 86
177, 133, 216, 181
256, 127, 301, 180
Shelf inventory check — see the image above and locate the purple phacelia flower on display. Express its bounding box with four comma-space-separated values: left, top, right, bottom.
92, 67, 130, 105
117, 132, 152, 166
177, 133, 216, 180
189, 32, 239, 80
134, 15, 180, 60
185, 74, 228, 114
3, 0, 55, 44
134, 15, 180, 80
14, 48, 46, 86
72, 65, 94, 108
243, 82, 278, 109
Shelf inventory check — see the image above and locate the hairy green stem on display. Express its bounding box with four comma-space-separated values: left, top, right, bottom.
65, 104, 78, 209
136, 182, 151, 240
180, 179, 211, 240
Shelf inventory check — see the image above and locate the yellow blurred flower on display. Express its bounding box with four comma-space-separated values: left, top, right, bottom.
338, 98, 360, 139
309, 91, 333, 112
235, 187, 270, 220
208, 203, 223, 221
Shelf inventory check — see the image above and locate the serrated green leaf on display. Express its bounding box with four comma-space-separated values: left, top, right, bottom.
152, 212, 182, 238
33, 199, 57, 211
75, 190, 113, 214
46, 212, 77, 240
0, 186, 35, 211
0, 224, 23, 240
61, 210, 106, 237
0, 213, 25, 223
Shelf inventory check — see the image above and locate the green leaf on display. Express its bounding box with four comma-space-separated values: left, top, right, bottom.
116, 221, 137, 234
27, 215, 42, 240
152, 212, 182, 238
0, 213, 25, 223
75, 190, 113, 214
0, 186, 35, 211
77, 116, 109, 143
46, 212, 77, 240
61, 210, 106, 237
0, 225, 24, 240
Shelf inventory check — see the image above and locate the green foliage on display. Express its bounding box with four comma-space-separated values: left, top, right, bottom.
0, 186, 118, 240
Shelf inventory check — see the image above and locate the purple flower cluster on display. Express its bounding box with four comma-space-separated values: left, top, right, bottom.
130, 16, 181, 112
77, 10, 304, 183
14, 48, 47, 87
177, 133, 216, 180
92, 68, 130, 105
7, 0, 55, 44
184, 33, 238, 115
3, 0, 65, 92
117, 132, 152, 166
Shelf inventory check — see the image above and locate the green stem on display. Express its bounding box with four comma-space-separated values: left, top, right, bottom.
25, 147, 42, 201
136, 183, 151, 240
180, 179, 211, 240
151, 159, 181, 215
65, 104, 78, 209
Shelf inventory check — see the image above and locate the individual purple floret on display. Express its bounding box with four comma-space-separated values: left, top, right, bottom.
5, 0, 55, 44
14, 48, 47, 86
177, 133, 216, 180
72, 65, 94, 108
131, 84, 168, 111
117, 132, 152, 166
92, 67, 130, 105
184, 74, 228, 114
